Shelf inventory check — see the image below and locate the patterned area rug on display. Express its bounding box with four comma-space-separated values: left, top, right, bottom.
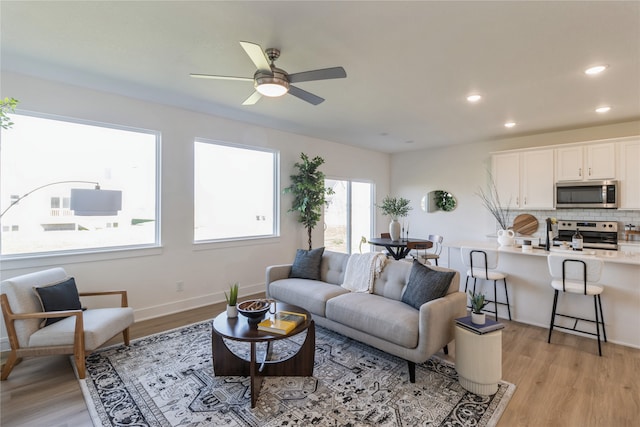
79, 321, 515, 426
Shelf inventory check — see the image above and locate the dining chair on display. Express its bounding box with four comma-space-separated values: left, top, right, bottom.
406, 241, 432, 264
547, 253, 606, 356
417, 234, 443, 266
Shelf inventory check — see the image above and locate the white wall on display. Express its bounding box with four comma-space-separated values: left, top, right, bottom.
390, 121, 640, 266
0, 72, 390, 330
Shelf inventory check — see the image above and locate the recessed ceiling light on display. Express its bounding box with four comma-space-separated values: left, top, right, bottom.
595, 106, 611, 113
504, 122, 516, 128
585, 65, 608, 75
467, 94, 482, 103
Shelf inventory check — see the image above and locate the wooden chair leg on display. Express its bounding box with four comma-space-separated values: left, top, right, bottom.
123, 327, 131, 346
1, 352, 20, 381
75, 347, 86, 379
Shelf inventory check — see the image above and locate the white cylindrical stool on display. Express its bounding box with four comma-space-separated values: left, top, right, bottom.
455, 325, 502, 395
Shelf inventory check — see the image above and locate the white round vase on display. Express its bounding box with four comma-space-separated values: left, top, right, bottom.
389, 219, 401, 241
497, 229, 515, 247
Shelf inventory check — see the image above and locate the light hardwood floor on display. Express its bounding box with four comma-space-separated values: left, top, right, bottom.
2, 300, 638, 427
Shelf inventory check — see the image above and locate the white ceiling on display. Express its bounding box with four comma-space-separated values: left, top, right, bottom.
2, 1, 639, 153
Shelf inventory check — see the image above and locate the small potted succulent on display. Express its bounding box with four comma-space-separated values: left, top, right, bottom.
225, 283, 239, 318
469, 291, 488, 325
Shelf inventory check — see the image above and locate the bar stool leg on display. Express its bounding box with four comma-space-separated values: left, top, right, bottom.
594, 295, 602, 356
493, 279, 498, 321
502, 278, 512, 320
548, 290, 559, 343
598, 294, 607, 342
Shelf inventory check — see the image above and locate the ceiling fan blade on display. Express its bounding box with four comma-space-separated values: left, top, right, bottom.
288, 85, 324, 105
190, 73, 253, 82
239, 41, 272, 72
242, 91, 263, 105
288, 67, 347, 83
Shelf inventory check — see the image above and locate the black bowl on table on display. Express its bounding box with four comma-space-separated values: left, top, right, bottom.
237, 299, 271, 325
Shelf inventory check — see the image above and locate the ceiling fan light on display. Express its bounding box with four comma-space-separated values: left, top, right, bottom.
256, 81, 289, 97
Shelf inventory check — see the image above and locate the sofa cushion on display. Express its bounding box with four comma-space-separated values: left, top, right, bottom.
34, 277, 82, 327
269, 278, 349, 317
289, 247, 325, 280
320, 251, 350, 285
401, 260, 455, 310
326, 293, 419, 348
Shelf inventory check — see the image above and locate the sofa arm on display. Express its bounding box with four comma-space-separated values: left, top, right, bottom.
265, 264, 292, 297
418, 291, 467, 357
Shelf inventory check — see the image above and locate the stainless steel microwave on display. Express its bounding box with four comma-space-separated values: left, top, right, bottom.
555, 180, 618, 209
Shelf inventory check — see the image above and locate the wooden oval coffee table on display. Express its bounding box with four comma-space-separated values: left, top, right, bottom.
211, 302, 315, 408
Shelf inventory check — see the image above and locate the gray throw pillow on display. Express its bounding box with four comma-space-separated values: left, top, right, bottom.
289, 247, 325, 280
402, 260, 455, 310
33, 277, 82, 327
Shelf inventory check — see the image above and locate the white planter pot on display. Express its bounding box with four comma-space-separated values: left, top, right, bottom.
226, 305, 238, 318
471, 312, 486, 325
389, 219, 401, 241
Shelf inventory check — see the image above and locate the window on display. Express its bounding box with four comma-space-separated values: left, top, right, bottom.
194, 139, 278, 242
0, 113, 159, 257
324, 179, 373, 254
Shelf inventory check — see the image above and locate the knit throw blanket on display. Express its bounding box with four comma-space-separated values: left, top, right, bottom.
341, 252, 387, 293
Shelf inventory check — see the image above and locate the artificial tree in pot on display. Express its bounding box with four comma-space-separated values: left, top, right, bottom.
284, 153, 334, 250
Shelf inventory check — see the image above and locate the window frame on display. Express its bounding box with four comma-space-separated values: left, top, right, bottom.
193, 138, 280, 245
0, 110, 162, 267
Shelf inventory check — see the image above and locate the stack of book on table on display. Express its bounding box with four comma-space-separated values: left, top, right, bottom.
456, 316, 505, 335
258, 311, 307, 335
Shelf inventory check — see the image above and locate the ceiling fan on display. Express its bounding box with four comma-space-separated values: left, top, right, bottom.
190, 41, 347, 106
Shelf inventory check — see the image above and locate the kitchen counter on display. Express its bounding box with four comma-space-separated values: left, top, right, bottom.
445, 240, 640, 349
449, 240, 640, 266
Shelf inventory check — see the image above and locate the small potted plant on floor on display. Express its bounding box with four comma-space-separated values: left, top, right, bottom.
225, 283, 239, 318
469, 291, 488, 325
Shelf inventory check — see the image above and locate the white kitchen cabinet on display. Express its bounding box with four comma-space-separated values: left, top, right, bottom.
556, 142, 616, 181
618, 139, 640, 209
492, 149, 554, 210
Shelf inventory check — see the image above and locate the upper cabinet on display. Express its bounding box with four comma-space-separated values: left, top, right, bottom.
555, 142, 616, 181
492, 149, 554, 210
618, 139, 640, 209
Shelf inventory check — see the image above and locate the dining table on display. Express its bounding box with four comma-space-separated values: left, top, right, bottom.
367, 237, 432, 261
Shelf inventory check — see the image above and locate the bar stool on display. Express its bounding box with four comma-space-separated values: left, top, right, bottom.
547, 253, 606, 356
460, 247, 511, 321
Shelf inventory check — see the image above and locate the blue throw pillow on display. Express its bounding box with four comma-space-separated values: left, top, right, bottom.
289, 247, 325, 280
34, 277, 82, 327
402, 260, 455, 310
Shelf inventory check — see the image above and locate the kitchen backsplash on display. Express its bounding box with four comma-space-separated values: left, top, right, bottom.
505, 209, 640, 240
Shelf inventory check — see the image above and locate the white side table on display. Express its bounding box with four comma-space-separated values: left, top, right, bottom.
455, 324, 502, 395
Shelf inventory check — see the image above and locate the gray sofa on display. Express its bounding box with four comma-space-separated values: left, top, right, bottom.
266, 250, 466, 382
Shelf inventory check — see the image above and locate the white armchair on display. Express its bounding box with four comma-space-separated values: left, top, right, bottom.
1, 267, 134, 380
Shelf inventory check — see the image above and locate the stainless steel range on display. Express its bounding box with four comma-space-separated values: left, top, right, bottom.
553, 220, 618, 250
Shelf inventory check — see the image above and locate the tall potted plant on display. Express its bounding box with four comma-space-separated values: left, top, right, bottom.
284, 153, 334, 250
377, 195, 411, 241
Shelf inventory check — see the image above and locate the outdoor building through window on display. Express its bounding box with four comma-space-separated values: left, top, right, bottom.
324, 179, 374, 254
0, 112, 159, 256
194, 139, 278, 242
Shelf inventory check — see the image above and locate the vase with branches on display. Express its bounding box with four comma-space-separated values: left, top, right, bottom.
475, 172, 511, 231
377, 196, 412, 240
